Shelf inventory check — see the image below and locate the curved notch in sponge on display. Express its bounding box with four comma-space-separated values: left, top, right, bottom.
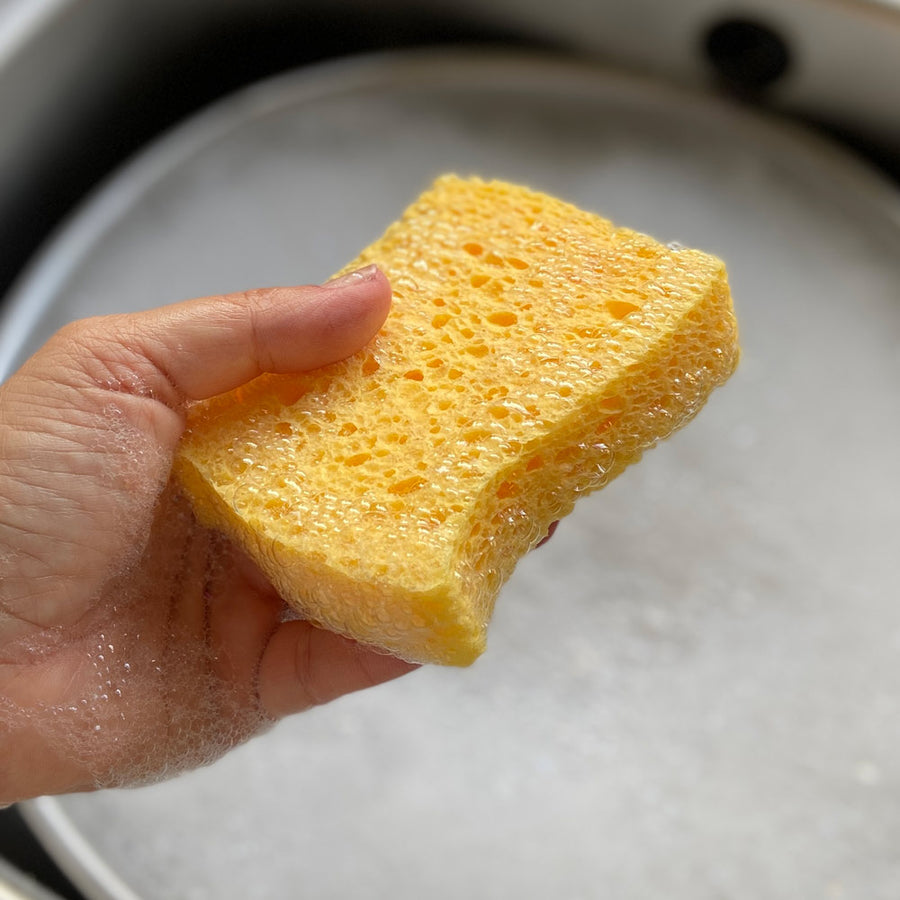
176, 176, 739, 665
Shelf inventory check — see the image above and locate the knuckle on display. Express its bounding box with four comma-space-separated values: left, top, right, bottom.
233, 289, 280, 374
49, 315, 180, 405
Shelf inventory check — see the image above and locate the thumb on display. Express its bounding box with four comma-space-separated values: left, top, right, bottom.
36, 264, 391, 409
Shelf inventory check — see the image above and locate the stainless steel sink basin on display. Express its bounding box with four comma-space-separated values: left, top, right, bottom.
0, 808, 74, 899
1, 2, 899, 898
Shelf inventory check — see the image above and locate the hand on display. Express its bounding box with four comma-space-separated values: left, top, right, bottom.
0, 266, 416, 804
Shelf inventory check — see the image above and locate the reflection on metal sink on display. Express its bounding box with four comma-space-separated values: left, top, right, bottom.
0, 807, 75, 899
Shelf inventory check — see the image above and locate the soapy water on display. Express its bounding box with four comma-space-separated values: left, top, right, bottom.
0, 404, 272, 795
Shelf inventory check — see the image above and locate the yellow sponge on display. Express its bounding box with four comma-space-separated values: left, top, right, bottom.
176, 176, 739, 665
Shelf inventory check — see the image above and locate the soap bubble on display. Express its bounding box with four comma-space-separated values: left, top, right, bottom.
0, 479, 273, 794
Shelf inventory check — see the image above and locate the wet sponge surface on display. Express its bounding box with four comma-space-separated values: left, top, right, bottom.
176, 176, 739, 665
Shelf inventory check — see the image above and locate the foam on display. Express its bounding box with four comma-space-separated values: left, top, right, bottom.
0, 478, 271, 797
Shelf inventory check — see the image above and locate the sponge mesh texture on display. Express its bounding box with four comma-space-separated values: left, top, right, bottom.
177, 176, 739, 665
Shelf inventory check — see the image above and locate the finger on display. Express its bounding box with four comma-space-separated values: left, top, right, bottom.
257, 620, 419, 719
59, 265, 391, 406
536, 520, 559, 548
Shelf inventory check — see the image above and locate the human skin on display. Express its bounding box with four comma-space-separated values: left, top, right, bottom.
0, 266, 418, 805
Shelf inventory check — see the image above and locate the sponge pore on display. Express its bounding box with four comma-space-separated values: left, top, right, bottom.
176, 175, 739, 665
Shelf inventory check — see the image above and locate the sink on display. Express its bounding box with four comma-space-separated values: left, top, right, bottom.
1, 2, 898, 898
